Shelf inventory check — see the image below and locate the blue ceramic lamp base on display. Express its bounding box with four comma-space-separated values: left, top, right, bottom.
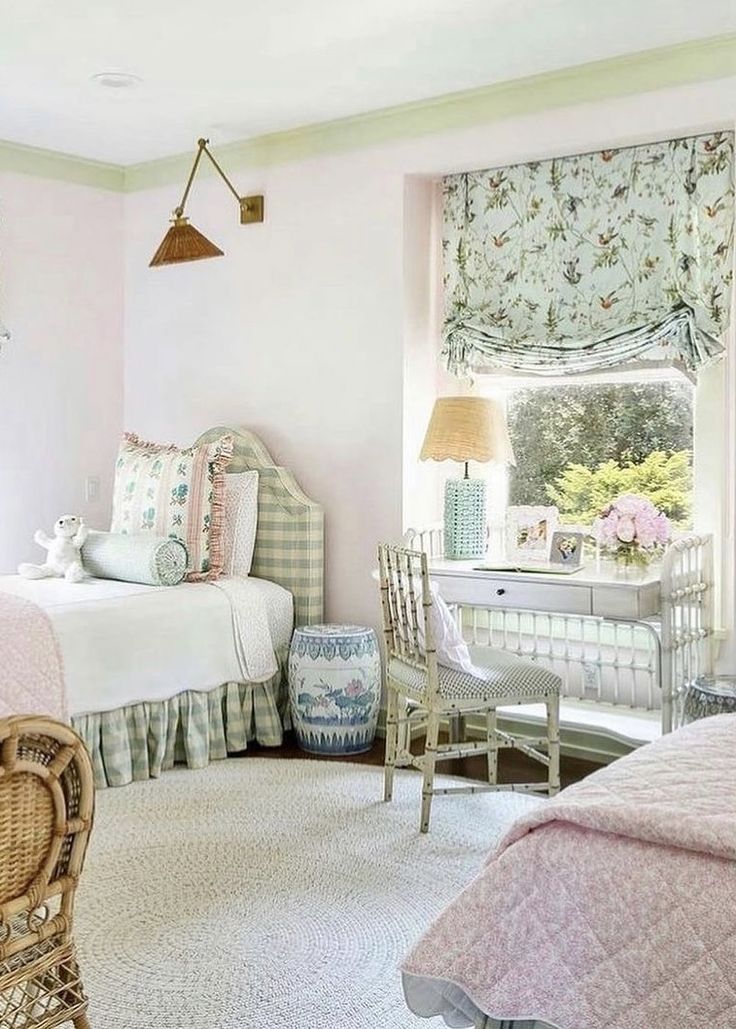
444, 477, 487, 560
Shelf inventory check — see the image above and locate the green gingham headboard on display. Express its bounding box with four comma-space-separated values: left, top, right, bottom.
196, 426, 324, 626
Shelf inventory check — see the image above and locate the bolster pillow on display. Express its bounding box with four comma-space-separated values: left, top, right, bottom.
82, 531, 188, 587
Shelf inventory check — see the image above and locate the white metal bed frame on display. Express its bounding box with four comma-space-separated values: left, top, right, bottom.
404, 527, 715, 735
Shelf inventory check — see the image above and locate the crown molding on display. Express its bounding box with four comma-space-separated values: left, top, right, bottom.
123, 32, 736, 192
0, 33, 734, 194
0, 138, 124, 191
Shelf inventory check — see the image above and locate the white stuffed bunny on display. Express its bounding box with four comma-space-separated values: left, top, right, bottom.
18, 514, 89, 583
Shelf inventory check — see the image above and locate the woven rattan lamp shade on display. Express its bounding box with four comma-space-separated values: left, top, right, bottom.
419, 396, 515, 466
149, 216, 224, 267
149, 138, 264, 268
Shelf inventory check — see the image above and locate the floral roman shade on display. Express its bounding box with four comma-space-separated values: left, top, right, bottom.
443, 131, 734, 378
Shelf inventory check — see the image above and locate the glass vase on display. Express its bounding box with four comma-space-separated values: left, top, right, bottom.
614, 547, 650, 579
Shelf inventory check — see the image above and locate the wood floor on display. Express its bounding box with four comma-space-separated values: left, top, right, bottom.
246, 730, 600, 790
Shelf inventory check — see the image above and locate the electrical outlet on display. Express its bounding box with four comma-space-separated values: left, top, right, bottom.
85, 476, 100, 503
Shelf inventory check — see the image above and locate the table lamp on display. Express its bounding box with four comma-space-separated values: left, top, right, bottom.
420, 396, 515, 560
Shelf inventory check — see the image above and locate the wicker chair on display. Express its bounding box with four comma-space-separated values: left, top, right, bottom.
0, 716, 95, 1029
378, 544, 561, 832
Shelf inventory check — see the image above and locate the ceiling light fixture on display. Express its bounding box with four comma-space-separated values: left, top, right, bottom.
149, 138, 264, 268
91, 71, 142, 89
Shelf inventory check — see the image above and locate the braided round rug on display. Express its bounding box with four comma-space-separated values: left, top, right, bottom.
76, 758, 542, 1028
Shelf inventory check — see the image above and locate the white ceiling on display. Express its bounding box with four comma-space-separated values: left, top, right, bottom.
0, 0, 734, 166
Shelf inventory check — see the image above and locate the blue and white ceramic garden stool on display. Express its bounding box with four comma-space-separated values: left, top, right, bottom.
289, 624, 381, 755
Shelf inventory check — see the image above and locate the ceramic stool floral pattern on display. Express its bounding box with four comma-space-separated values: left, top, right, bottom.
289, 624, 381, 755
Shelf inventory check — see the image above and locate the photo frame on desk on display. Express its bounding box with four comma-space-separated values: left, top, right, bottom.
549, 529, 585, 569
505, 506, 558, 562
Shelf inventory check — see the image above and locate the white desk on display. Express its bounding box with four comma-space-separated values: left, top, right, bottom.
398, 532, 713, 742
426, 557, 669, 734
426, 559, 662, 621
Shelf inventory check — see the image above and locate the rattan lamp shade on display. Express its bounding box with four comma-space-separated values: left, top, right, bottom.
420, 396, 515, 466
419, 396, 515, 561
149, 138, 264, 268
149, 216, 224, 267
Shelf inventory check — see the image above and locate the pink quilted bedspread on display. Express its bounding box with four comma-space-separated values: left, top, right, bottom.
403, 715, 736, 1029
0, 590, 66, 721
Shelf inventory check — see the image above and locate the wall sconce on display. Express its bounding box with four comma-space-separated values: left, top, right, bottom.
149, 138, 264, 267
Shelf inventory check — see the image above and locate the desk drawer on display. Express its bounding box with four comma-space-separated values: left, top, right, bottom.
592, 582, 661, 619
436, 575, 592, 615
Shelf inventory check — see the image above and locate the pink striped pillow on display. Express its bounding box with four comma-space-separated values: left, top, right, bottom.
110, 432, 234, 581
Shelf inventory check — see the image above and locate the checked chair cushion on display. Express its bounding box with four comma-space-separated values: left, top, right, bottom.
388, 647, 561, 703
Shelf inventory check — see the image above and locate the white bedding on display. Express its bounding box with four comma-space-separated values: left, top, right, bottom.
0, 574, 293, 718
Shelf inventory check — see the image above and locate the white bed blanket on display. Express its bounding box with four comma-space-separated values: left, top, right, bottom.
0, 574, 293, 718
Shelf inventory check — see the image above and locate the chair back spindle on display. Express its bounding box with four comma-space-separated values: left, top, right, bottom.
378, 544, 439, 702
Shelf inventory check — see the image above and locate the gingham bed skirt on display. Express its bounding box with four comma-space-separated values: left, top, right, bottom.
72, 655, 288, 789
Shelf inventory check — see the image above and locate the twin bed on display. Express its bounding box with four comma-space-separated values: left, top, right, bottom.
403, 712, 736, 1029
0, 426, 324, 786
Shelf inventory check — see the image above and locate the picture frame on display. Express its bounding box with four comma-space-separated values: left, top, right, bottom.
549, 529, 585, 569
505, 506, 558, 562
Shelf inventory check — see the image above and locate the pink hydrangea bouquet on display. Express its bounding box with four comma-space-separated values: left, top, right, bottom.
596, 494, 671, 567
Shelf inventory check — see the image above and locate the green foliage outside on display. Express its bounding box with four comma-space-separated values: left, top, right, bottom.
507, 382, 693, 527
547, 452, 691, 526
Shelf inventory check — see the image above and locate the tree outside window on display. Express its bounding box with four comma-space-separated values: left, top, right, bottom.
506, 380, 694, 528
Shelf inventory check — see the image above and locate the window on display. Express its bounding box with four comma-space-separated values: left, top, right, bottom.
463, 364, 730, 633
505, 377, 694, 529
474, 370, 702, 548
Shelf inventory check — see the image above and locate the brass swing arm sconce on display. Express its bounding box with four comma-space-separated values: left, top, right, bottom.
149, 138, 264, 267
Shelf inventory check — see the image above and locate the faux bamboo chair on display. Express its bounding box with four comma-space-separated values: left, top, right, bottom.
0, 716, 95, 1029
378, 544, 561, 833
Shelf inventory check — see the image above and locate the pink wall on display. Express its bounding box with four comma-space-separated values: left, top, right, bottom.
124, 155, 405, 627
0, 75, 732, 652
123, 77, 736, 633
0, 172, 124, 571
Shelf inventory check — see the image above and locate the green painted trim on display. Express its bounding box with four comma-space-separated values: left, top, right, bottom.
0, 138, 124, 191
124, 32, 736, 193
0, 33, 733, 194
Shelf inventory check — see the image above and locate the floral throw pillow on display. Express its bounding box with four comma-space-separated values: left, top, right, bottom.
110, 432, 234, 581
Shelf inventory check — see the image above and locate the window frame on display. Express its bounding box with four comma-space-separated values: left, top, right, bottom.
474, 361, 729, 630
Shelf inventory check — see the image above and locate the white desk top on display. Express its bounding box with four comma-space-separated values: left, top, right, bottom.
426, 556, 662, 619
427, 557, 661, 592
